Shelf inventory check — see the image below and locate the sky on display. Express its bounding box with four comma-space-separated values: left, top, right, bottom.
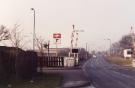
0, 0, 135, 51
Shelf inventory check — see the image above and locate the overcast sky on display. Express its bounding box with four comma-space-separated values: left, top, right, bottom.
0, 0, 135, 51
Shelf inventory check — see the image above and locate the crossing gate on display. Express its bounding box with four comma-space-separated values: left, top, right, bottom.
38, 56, 64, 68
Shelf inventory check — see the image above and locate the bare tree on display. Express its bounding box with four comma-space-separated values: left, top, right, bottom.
9, 24, 24, 48
36, 36, 46, 53
119, 34, 133, 49
0, 25, 10, 41
111, 42, 121, 56
111, 34, 135, 56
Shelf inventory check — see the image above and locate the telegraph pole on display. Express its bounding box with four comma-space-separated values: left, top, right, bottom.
131, 26, 135, 58
130, 26, 135, 67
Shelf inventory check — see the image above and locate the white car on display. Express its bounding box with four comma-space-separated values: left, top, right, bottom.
93, 55, 97, 58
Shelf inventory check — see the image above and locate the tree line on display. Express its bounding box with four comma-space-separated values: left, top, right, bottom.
111, 33, 134, 56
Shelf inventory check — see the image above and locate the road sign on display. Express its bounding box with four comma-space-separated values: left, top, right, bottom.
72, 49, 79, 53
53, 33, 61, 39
74, 30, 84, 32
53, 33, 62, 56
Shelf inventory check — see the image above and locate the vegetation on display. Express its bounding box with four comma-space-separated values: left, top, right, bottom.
0, 73, 62, 88
36, 36, 47, 54
9, 24, 25, 48
111, 34, 135, 56
107, 56, 132, 66
0, 25, 10, 41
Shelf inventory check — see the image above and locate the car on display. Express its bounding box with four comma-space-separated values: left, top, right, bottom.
93, 55, 97, 58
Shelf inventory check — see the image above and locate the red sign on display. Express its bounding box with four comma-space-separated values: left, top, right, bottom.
53, 33, 61, 38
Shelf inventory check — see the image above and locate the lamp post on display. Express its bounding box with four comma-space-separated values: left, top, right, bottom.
31, 8, 36, 51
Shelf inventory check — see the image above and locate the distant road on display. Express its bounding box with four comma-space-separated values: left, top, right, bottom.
83, 55, 135, 88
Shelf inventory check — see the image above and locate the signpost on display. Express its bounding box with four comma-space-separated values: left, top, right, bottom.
44, 41, 50, 56
53, 33, 61, 39
69, 25, 84, 66
53, 33, 61, 56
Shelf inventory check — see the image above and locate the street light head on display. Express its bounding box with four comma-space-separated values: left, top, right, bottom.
72, 25, 75, 29
31, 8, 34, 10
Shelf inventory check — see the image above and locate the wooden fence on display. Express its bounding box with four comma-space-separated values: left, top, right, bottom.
38, 56, 64, 68
0, 46, 37, 80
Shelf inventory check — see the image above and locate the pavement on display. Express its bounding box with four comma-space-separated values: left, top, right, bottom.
60, 69, 92, 88
39, 68, 93, 88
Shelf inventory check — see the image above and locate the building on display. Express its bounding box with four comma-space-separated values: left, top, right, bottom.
123, 49, 132, 59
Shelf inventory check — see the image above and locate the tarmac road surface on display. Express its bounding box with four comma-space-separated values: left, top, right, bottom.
83, 54, 135, 88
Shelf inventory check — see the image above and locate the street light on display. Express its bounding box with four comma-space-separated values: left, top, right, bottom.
31, 8, 36, 51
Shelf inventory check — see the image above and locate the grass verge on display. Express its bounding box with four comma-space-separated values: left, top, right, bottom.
0, 73, 62, 88
107, 56, 132, 66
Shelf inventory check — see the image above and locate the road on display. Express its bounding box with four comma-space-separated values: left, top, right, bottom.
83, 54, 135, 88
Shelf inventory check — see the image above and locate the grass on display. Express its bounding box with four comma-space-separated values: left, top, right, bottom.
0, 73, 62, 88
107, 56, 132, 66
